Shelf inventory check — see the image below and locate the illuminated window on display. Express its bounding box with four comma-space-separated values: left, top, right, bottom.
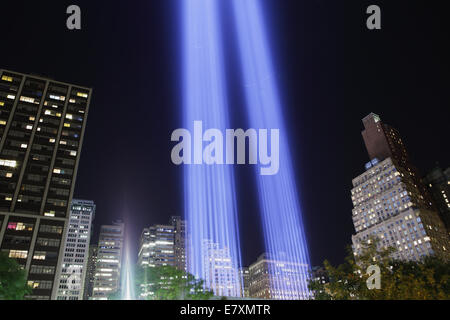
9, 250, 28, 259
33, 251, 46, 260
49, 95, 65, 101
20, 96, 35, 104
0, 120, 6, 125
0, 159, 16, 167
76, 92, 88, 98
0, 101, 4, 106
7, 95, 15, 100
7, 222, 33, 231
1, 75, 13, 82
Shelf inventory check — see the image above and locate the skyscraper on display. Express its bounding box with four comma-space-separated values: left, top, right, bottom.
201, 239, 241, 297
361, 113, 409, 169
238, 267, 250, 298
0, 69, 91, 299
424, 166, 450, 235
83, 244, 98, 300
361, 113, 433, 209
54, 199, 95, 300
351, 114, 450, 262
247, 253, 310, 300
92, 221, 124, 300
137, 216, 186, 299
137, 216, 185, 270
171, 216, 186, 272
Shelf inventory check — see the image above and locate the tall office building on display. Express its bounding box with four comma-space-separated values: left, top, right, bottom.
138, 216, 185, 270
0, 69, 91, 299
238, 267, 250, 298
424, 166, 450, 234
201, 239, 241, 297
361, 113, 433, 209
361, 113, 409, 169
83, 245, 98, 300
351, 114, 450, 262
54, 199, 95, 300
171, 216, 186, 272
92, 221, 124, 300
247, 253, 310, 300
137, 216, 185, 299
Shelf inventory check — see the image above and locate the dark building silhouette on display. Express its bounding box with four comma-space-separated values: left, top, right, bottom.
83, 245, 98, 300
424, 166, 450, 235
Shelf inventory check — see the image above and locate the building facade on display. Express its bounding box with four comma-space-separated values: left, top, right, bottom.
247, 253, 310, 300
171, 216, 186, 272
0, 69, 91, 299
138, 216, 185, 270
201, 239, 242, 297
92, 221, 124, 300
54, 199, 95, 300
424, 166, 450, 235
361, 112, 434, 210
83, 245, 98, 300
239, 267, 250, 298
351, 114, 450, 262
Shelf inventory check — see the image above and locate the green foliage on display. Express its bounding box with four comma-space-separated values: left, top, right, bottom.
135, 265, 214, 300
0, 252, 31, 300
308, 237, 450, 300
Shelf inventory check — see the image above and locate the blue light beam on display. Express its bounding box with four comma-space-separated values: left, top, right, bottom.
231, 0, 311, 299
182, 0, 242, 297
122, 239, 135, 300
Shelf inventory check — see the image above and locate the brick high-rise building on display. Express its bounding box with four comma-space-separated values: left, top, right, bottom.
361, 113, 433, 209
0, 69, 91, 299
362, 113, 410, 169
351, 114, 450, 262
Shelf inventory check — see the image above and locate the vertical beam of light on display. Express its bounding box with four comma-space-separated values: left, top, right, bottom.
231, 0, 311, 299
182, 0, 242, 297
122, 240, 135, 300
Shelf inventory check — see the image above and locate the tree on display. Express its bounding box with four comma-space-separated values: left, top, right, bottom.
135, 265, 213, 300
0, 252, 31, 300
308, 237, 450, 300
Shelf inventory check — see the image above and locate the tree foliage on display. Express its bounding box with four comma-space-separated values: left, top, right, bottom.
308, 237, 450, 300
135, 265, 213, 300
0, 252, 31, 300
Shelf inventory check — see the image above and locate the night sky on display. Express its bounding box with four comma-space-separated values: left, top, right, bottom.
1, 0, 449, 268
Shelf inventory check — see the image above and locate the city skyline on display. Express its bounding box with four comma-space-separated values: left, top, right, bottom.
1, 1, 449, 303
